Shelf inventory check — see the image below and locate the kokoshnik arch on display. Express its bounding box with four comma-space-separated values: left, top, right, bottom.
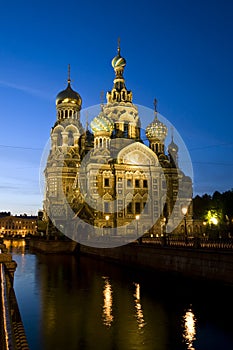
42, 44, 194, 247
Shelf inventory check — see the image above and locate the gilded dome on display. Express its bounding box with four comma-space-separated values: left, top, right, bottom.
90, 113, 114, 134
146, 116, 168, 141
56, 82, 82, 107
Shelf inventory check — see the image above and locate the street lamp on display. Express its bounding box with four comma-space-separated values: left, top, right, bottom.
162, 217, 167, 246
181, 206, 188, 244
135, 215, 141, 244
105, 215, 110, 237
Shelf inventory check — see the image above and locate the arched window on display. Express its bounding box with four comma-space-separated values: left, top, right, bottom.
68, 131, 74, 146
57, 132, 62, 146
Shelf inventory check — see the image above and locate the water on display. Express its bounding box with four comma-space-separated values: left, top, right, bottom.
5, 240, 233, 350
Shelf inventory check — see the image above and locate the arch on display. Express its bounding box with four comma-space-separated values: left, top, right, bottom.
65, 124, 78, 133
126, 192, 133, 201
134, 193, 142, 201
118, 112, 135, 123
103, 193, 113, 201
118, 142, 158, 166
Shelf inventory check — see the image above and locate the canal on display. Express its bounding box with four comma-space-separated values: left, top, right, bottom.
5, 240, 233, 350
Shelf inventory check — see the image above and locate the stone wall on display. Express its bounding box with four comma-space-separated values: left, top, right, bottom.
80, 243, 233, 285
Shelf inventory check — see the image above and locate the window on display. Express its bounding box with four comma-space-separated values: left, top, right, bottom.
127, 179, 132, 187
68, 131, 74, 146
135, 179, 140, 188
143, 202, 148, 214
135, 202, 141, 214
104, 202, 109, 213
123, 123, 128, 138
127, 202, 133, 214
57, 132, 62, 146
143, 180, 148, 188
104, 178, 110, 187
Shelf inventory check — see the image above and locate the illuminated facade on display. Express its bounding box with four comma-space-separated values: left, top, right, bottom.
0, 214, 37, 237
44, 45, 193, 238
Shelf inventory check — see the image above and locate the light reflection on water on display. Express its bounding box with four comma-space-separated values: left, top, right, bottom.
133, 282, 146, 331
182, 307, 196, 350
102, 276, 114, 327
9, 240, 233, 350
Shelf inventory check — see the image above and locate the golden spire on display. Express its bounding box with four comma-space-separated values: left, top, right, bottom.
171, 125, 174, 142
117, 37, 121, 55
67, 64, 71, 84
154, 98, 158, 119
100, 90, 104, 111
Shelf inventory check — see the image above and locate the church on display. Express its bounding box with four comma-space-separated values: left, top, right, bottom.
43, 44, 193, 245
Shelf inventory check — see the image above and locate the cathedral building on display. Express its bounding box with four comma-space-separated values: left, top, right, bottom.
43, 45, 193, 243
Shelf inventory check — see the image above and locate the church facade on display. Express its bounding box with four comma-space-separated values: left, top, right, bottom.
43, 45, 193, 242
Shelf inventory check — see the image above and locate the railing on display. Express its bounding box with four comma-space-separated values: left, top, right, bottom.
142, 236, 233, 250
0, 263, 29, 350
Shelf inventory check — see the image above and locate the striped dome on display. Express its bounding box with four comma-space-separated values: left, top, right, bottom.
90, 113, 114, 134
111, 54, 126, 70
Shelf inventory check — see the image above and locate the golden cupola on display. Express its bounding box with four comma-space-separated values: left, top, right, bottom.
56, 65, 82, 121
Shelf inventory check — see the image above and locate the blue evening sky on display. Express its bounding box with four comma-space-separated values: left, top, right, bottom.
0, 0, 232, 214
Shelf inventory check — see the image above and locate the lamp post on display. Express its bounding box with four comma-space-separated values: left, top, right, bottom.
109, 160, 117, 230
162, 217, 167, 246
105, 215, 110, 237
136, 215, 141, 244
181, 206, 188, 245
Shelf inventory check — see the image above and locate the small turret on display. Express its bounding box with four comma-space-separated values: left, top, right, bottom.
146, 99, 167, 154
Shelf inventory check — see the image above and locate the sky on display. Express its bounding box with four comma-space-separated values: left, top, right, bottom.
0, 0, 232, 215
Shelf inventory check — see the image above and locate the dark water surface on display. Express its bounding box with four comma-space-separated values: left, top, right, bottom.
5, 240, 233, 350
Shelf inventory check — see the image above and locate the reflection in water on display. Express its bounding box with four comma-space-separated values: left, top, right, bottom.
182, 307, 196, 350
102, 276, 114, 327
11, 246, 233, 350
133, 282, 146, 330
4, 239, 26, 254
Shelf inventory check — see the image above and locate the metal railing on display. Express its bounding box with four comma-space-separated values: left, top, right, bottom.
141, 236, 233, 250
0, 263, 29, 350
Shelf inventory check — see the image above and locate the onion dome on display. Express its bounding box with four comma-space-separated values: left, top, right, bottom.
56, 65, 82, 108
90, 113, 114, 134
56, 82, 82, 107
146, 99, 167, 141
168, 139, 178, 153
111, 49, 126, 71
146, 115, 167, 141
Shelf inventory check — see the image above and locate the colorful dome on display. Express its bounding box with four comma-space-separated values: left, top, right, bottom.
146, 115, 168, 141
90, 113, 114, 134
56, 82, 82, 107
111, 53, 126, 70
